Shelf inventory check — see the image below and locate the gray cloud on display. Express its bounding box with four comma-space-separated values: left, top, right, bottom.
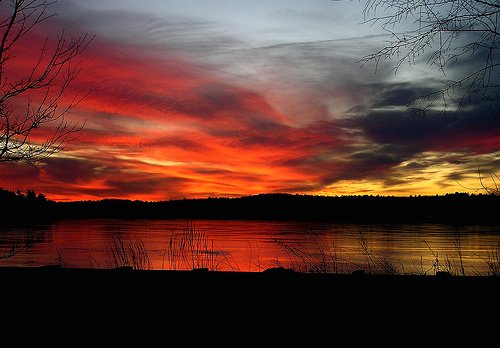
43, 158, 101, 183
0, 162, 41, 188
104, 176, 186, 196
348, 104, 500, 154
57, 2, 244, 55
148, 136, 207, 152
404, 161, 432, 170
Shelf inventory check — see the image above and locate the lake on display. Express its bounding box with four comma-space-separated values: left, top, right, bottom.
1, 219, 499, 275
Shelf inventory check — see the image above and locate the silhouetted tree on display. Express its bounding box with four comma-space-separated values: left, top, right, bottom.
0, 0, 93, 167
0, 187, 52, 260
360, 0, 499, 117
0, 1, 91, 261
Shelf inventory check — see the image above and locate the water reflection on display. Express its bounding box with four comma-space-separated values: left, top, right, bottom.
0, 223, 52, 262
0, 219, 499, 275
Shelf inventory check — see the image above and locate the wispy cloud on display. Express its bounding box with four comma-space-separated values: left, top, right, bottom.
3, 2, 498, 200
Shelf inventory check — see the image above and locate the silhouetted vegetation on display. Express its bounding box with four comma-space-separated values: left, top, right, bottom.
484, 243, 500, 276
0, 229, 38, 260
272, 238, 348, 274
1, 188, 500, 224
0, 1, 92, 166
360, 0, 500, 117
0, 188, 54, 221
107, 235, 152, 270
273, 230, 500, 276
0, 189, 52, 259
163, 221, 237, 271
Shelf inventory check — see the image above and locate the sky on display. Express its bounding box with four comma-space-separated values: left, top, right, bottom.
1, 0, 499, 201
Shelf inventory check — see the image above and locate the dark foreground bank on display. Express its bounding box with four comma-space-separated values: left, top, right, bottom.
2, 266, 499, 300
3, 267, 496, 338
2, 266, 499, 328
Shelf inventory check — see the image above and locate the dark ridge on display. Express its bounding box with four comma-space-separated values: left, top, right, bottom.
2, 188, 499, 224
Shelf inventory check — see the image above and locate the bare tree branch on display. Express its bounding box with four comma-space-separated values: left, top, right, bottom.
360, 0, 499, 118
0, 0, 93, 166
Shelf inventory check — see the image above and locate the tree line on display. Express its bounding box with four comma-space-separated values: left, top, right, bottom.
2, 188, 499, 224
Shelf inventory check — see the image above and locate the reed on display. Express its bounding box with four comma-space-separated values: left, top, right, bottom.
55, 248, 70, 268
273, 237, 349, 274
163, 221, 237, 271
422, 238, 470, 276
274, 228, 401, 275
275, 232, 500, 276
273, 230, 476, 276
0, 230, 39, 260
350, 231, 399, 274
484, 243, 500, 276
107, 234, 152, 270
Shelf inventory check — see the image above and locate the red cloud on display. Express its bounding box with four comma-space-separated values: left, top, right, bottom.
4, 29, 348, 201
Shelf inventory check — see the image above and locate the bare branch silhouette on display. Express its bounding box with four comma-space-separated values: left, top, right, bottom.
360, 0, 499, 118
0, 0, 93, 167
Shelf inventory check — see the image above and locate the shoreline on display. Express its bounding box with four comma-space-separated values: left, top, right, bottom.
3, 266, 499, 312
3, 265, 499, 288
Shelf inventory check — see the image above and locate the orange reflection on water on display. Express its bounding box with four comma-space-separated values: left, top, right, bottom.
2, 219, 499, 275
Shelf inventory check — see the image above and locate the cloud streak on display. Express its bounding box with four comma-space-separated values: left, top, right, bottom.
3, 2, 499, 201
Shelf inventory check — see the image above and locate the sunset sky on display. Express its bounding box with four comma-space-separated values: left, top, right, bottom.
2, 0, 499, 201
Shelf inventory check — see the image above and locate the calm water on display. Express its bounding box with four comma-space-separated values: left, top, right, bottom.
1, 219, 499, 275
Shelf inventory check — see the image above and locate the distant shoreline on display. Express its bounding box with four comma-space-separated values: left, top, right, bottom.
3, 190, 500, 224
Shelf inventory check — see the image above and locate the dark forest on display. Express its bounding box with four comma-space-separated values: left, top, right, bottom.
2, 188, 499, 224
